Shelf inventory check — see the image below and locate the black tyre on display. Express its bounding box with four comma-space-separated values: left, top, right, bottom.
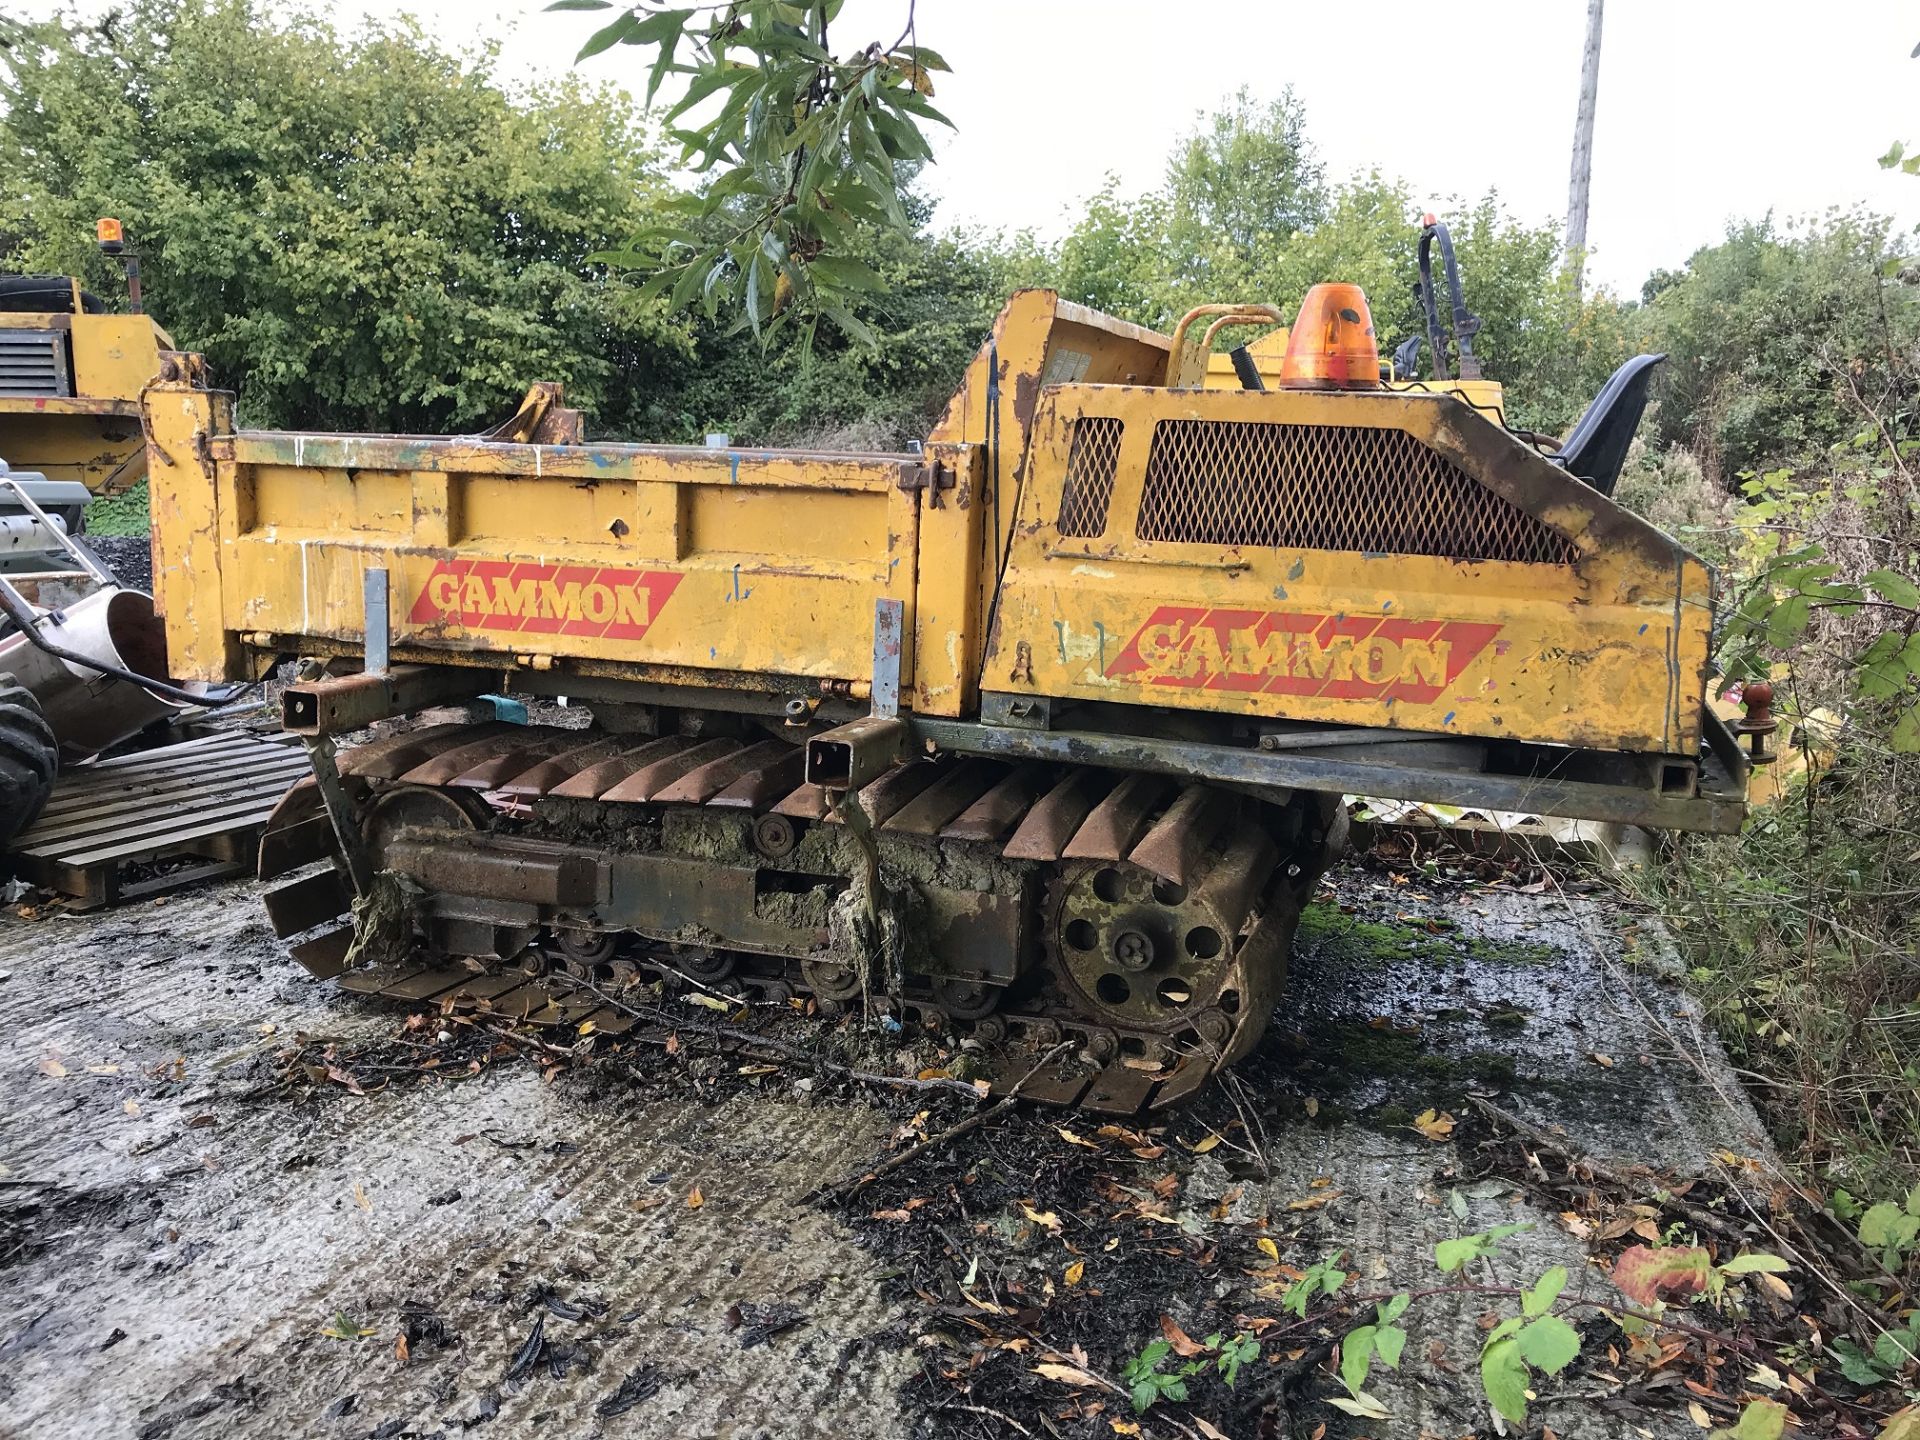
0, 674, 57, 845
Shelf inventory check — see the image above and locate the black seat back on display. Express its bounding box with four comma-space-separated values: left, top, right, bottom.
1555, 353, 1666, 497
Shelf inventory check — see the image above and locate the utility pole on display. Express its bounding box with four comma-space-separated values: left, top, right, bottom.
1566, 0, 1604, 294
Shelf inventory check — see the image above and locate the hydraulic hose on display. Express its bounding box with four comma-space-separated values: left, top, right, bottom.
0, 582, 224, 707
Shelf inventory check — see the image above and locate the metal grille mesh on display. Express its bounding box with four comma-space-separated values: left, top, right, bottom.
1135, 419, 1579, 565
1054, 417, 1124, 538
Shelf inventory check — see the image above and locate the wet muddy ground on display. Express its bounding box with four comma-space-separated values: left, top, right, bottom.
0, 858, 1774, 1439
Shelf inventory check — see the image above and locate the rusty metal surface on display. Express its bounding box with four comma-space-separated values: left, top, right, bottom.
252, 718, 1337, 1115
281, 664, 494, 737
1064, 773, 1175, 860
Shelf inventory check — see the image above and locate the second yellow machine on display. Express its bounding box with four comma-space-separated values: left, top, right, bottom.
142, 267, 1750, 1112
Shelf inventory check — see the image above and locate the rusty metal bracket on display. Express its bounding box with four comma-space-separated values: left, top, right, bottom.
302, 735, 373, 896
281, 663, 494, 736
870, 597, 904, 719
896, 459, 957, 508
363, 566, 390, 677
805, 715, 908, 792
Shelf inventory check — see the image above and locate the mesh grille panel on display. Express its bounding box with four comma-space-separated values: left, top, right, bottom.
1135, 419, 1579, 565
1054, 417, 1123, 538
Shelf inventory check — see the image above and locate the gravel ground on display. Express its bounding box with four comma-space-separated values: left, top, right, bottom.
83, 535, 153, 595
0, 858, 1774, 1440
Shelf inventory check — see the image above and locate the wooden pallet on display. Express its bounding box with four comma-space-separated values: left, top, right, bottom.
9, 730, 310, 908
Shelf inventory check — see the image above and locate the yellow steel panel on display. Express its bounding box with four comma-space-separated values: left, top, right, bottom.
241, 465, 411, 536
69, 314, 170, 399
145, 380, 241, 679
154, 415, 940, 694
684, 485, 883, 565
987, 384, 1712, 755
910, 444, 986, 717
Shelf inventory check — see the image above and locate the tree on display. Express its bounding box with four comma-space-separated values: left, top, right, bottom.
0, 0, 690, 433
564, 0, 951, 346
1161, 86, 1325, 300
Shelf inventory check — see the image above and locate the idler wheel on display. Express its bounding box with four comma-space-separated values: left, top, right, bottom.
750, 812, 799, 860
556, 928, 617, 967
669, 946, 736, 983
934, 978, 1001, 1021
801, 955, 866, 1002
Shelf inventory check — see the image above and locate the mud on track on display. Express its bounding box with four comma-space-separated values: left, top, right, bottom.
0, 861, 1773, 1439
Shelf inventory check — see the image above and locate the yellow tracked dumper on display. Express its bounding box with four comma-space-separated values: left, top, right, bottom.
142, 274, 1752, 1113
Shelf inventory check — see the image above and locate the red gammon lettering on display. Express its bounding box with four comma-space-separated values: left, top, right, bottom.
1104, 606, 1500, 705
408, 560, 682, 642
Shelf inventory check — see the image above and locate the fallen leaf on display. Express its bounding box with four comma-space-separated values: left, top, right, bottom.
352, 1182, 372, 1212
871, 1208, 913, 1222
1257, 1238, 1281, 1262
736, 1064, 780, 1076
1189, 1134, 1222, 1154
1303, 1097, 1320, 1118
1612, 1244, 1711, 1306
1687, 1400, 1712, 1428
577, 1019, 597, 1036
1591, 1052, 1615, 1068
1412, 1108, 1457, 1142
1022, 1205, 1061, 1232
1056, 1127, 1098, 1148
686, 993, 732, 1014
1112, 1421, 1143, 1437
1096, 1124, 1151, 1147
1195, 1421, 1230, 1440
1130, 1145, 1166, 1160
686, 1186, 704, 1210
1287, 1190, 1341, 1212
122, 1099, 140, 1117
394, 1332, 410, 1363
665, 1032, 681, 1055
1065, 1260, 1085, 1286
1160, 1314, 1205, 1358
38, 1057, 67, 1078
916, 1067, 951, 1082
1032, 1362, 1101, 1388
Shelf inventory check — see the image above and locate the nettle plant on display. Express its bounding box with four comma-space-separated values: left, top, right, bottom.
1280, 1225, 1796, 1433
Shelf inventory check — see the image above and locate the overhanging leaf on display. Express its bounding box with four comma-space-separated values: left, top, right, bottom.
1480, 1335, 1530, 1425
1514, 1314, 1580, 1375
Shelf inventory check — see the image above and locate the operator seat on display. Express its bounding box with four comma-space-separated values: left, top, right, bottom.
1551, 352, 1666, 498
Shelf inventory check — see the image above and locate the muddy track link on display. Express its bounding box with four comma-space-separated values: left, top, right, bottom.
257, 722, 1325, 1114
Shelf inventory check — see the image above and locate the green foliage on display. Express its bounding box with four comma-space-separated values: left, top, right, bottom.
1335, 1293, 1410, 1411
1477, 1307, 1581, 1424
567, 0, 950, 344
83, 483, 151, 537
1639, 213, 1919, 477
1434, 1222, 1531, 1273
1711, 1399, 1789, 1440
1119, 1330, 1259, 1415
1858, 1187, 1920, 1269
1830, 1311, 1920, 1386
0, 0, 690, 433
1280, 1251, 1348, 1318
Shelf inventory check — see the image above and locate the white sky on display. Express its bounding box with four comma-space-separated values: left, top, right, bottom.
20, 0, 1920, 295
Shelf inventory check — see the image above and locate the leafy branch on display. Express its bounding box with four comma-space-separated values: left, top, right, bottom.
552, 0, 951, 344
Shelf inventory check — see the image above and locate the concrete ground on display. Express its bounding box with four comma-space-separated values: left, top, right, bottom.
0, 860, 1775, 1440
